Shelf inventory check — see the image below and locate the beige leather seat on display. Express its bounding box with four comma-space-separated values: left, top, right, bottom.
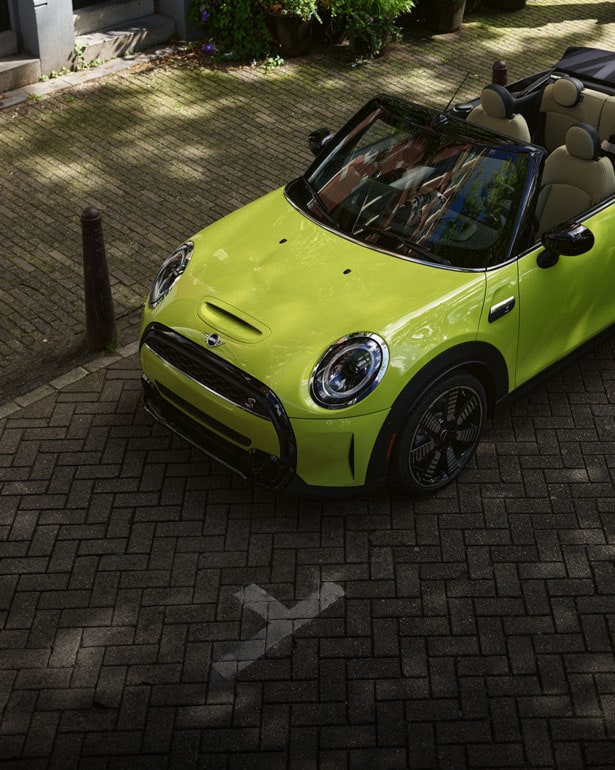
467, 84, 531, 142
536, 122, 615, 234
539, 75, 615, 150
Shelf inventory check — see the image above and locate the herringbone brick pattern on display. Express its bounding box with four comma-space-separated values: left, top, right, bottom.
3, 0, 615, 401
2, 0, 615, 765
0, 339, 614, 767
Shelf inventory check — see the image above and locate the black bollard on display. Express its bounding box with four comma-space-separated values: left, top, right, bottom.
81, 207, 117, 351
492, 60, 508, 86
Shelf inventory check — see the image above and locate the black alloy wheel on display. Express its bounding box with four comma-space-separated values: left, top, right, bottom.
393, 371, 487, 494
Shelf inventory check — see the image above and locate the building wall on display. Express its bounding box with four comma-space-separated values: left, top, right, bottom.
14, 0, 186, 76
74, 0, 153, 36
17, 0, 75, 73
156, 0, 195, 41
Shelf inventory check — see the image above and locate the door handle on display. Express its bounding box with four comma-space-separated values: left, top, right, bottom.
488, 296, 515, 323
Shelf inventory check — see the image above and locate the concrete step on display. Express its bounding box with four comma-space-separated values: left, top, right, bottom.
74, 0, 155, 36
75, 13, 175, 65
0, 55, 41, 93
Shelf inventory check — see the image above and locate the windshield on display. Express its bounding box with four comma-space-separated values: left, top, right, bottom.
301, 104, 530, 269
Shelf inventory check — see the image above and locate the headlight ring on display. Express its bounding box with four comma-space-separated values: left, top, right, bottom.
149, 241, 194, 308
310, 332, 389, 409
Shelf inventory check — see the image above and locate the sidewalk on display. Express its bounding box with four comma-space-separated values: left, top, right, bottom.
2, 2, 615, 767
3, 0, 615, 405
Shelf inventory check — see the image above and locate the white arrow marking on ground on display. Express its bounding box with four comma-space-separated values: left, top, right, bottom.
211, 582, 345, 680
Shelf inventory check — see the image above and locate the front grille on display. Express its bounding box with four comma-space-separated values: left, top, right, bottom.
142, 324, 271, 419
140, 323, 297, 490
157, 382, 251, 447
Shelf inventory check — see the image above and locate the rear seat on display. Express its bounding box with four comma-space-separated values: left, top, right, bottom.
539, 75, 615, 150
598, 98, 615, 143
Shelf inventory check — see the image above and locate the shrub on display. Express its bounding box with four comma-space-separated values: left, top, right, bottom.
327, 0, 416, 57
260, 0, 321, 21
190, 0, 272, 61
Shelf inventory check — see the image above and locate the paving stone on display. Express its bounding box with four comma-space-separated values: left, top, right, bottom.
1, 3, 615, 767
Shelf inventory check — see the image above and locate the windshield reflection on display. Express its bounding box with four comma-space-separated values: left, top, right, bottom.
301, 105, 529, 269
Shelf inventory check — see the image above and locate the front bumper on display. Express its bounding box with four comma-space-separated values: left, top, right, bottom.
140, 324, 389, 494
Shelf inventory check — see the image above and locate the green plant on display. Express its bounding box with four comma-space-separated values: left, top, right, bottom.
190, 0, 272, 61
260, 0, 321, 21
73, 44, 87, 68
329, 0, 415, 57
71, 44, 104, 71
261, 53, 286, 72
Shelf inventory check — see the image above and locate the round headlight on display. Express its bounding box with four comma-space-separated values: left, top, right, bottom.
311, 333, 389, 409
149, 242, 193, 307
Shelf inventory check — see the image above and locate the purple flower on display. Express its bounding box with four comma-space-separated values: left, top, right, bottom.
201, 42, 216, 54
200, 8, 211, 22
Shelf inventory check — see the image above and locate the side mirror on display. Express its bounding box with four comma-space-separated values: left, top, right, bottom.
308, 128, 334, 157
537, 222, 595, 268
453, 101, 475, 118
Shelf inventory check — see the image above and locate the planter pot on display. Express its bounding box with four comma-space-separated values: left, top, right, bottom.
411, 0, 429, 22
428, 1, 467, 33
484, 0, 526, 8
265, 13, 312, 57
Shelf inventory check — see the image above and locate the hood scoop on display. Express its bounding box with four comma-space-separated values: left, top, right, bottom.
197, 298, 270, 343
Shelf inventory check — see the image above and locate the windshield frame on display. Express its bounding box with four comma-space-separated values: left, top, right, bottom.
286, 95, 545, 272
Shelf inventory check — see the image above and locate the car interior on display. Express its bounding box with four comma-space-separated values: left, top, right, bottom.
300, 49, 615, 266
464, 47, 615, 237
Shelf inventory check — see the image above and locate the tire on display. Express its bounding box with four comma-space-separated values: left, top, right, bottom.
392, 371, 487, 495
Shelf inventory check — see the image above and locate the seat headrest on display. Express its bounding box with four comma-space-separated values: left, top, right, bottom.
480, 84, 514, 120
552, 76, 584, 107
566, 122, 601, 160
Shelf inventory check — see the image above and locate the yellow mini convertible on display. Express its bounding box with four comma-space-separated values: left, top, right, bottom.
140, 46, 615, 496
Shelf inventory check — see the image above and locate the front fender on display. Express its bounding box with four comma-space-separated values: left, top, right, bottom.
365, 341, 509, 485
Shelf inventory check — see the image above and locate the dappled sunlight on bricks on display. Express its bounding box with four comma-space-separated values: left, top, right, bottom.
0, 2, 615, 764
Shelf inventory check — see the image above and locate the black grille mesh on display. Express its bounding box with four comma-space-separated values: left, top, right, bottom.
143, 325, 270, 420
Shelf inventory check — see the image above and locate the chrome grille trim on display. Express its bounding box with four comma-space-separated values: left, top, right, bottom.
142, 324, 271, 419
140, 323, 297, 490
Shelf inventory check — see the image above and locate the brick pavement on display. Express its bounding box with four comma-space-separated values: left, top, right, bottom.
2, 0, 615, 766
1, 338, 615, 768
3, 0, 615, 402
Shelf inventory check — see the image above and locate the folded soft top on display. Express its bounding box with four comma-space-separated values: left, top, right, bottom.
555, 46, 615, 90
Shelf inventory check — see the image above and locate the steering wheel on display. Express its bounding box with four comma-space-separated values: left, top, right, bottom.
402, 188, 446, 226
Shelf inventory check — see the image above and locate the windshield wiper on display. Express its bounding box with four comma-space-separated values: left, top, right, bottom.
355, 223, 451, 266
302, 178, 340, 230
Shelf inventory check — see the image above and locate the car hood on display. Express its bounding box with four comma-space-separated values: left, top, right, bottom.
150, 188, 487, 416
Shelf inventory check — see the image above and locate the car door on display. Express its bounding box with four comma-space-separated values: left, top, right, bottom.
515, 204, 615, 388
478, 259, 521, 390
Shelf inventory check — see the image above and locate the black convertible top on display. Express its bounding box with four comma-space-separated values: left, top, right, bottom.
555, 46, 615, 90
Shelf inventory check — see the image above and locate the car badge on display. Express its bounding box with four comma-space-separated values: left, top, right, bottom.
205, 333, 224, 348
